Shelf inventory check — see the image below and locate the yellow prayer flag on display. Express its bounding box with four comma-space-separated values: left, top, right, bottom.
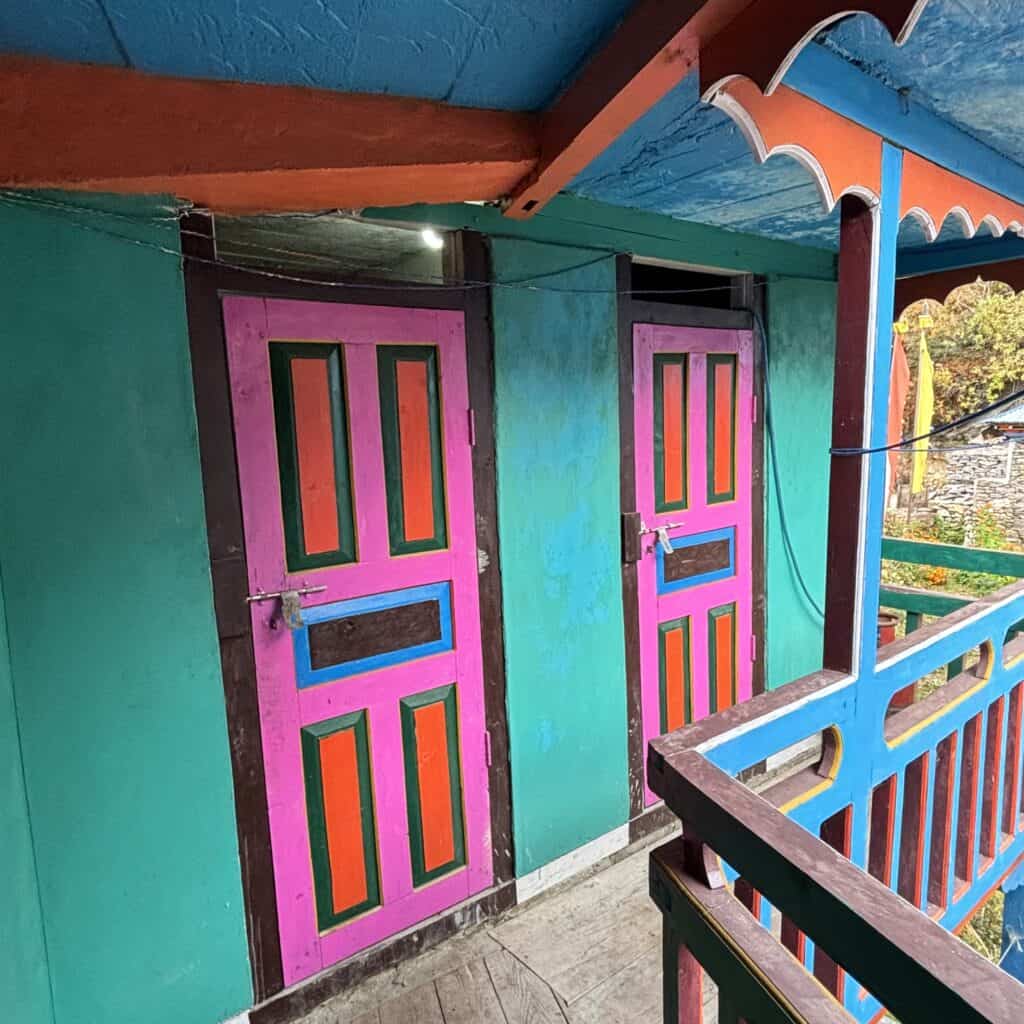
910, 334, 934, 494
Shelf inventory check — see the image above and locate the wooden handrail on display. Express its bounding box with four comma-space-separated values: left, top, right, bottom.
649, 575, 1024, 1023
880, 582, 972, 618
652, 839, 857, 1024
649, 748, 1023, 1023
881, 538, 1024, 578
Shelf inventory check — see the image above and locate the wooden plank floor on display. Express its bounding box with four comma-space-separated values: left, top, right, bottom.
296, 826, 721, 1024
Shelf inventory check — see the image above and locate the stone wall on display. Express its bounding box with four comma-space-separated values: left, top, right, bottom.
922, 440, 1024, 545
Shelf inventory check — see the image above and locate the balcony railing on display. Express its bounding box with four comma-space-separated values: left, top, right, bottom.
649, 540, 1024, 1022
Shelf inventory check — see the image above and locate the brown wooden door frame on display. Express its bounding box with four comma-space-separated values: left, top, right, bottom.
616, 255, 767, 826
181, 216, 514, 1013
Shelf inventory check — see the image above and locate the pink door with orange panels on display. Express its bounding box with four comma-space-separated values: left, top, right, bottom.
223, 297, 491, 985
633, 323, 755, 804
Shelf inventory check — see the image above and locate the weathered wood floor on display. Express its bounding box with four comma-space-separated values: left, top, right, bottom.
297, 825, 718, 1024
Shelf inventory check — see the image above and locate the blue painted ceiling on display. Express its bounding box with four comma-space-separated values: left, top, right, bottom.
0, 0, 634, 110
4, 0, 1024, 253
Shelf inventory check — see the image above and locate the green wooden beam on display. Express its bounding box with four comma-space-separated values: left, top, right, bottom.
881, 538, 1024, 578
364, 196, 838, 281
879, 586, 971, 618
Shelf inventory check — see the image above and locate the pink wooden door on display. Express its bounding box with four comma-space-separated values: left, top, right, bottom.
634, 324, 755, 804
223, 297, 491, 985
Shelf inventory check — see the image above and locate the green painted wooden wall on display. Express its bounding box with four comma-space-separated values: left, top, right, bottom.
0, 195, 252, 1024
0, 564, 53, 1023
764, 277, 838, 689
490, 240, 629, 874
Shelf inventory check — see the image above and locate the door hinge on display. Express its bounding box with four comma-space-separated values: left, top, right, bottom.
468, 408, 476, 446
751, 395, 758, 423
750, 634, 757, 662
484, 730, 492, 766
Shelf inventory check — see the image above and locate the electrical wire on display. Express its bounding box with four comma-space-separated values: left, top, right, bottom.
0, 189, 769, 298
832, 385, 1024, 456
7, 188, 1019, 619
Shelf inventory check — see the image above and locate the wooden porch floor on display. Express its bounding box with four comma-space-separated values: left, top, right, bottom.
297, 824, 719, 1024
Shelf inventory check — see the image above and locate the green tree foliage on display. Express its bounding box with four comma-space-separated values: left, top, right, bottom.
901, 281, 1024, 426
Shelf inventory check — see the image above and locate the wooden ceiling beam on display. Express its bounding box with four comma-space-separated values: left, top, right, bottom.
503, 0, 930, 220
0, 57, 540, 214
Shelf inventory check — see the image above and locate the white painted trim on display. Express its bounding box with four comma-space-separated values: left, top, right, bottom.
696, 672, 855, 756
514, 824, 630, 904
876, 581, 1024, 674
711, 90, 879, 216
219, 1013, 250, 1024
850, 198, 884, 680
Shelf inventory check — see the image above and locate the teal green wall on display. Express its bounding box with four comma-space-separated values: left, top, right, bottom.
764, 277, 838, 689
491, 240, 629, 874
0, 196, 252, 1024
0, 565, 53, 1023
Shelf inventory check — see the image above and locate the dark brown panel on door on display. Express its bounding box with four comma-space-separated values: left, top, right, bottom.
308, 601, 442, 670
663, 539, 732, 584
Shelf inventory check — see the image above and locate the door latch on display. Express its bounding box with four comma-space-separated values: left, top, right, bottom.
246, 585, 327, 629
622, 514, 685, 562
640, 521, 685, 555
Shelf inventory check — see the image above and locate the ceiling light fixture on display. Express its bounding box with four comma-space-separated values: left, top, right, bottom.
420, 228, 445, 251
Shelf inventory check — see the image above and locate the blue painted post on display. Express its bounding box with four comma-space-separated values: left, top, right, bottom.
858, 142, 904, 678
847, 146, 904, 925
1001, 862, 1024, 981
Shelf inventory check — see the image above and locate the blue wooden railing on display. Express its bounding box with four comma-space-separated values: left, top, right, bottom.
650, 540, 1024, 1022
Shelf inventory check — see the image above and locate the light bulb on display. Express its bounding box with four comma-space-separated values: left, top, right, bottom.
421, 228, 445, 251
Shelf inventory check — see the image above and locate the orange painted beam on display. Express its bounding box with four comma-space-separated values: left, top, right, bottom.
714, 78, 1024, 237
504, 0, 929, 220
503, 0, 746, 219
902, 151, 1024, 242
713, 78, 883, 210
0, 57, 539, 213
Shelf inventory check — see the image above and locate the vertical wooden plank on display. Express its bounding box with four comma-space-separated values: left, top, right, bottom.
742, 275, 767, 699
981, 697, 1006, 862
320, 728, 369, 914
616, 256, 646, 821
706, 354, 737, 503
655, 354, 688, 511
449, 230, 515, 885
378, 345, 447, 555
1004, 684, 1024, 838
181, 216, 285, 1000
291, 357, 342, 555
270, 343, 355, 570
660, 619, 692, 733
814, 806, 852, 1000
781, 915, 806, 964
955, 715, 982, 892
898, 753, 929, 909
868, 775, 896, 886
401, 685, 466, 886
734, 878, 761, 919
663, 924, 702, 1024
709, 604, 737, 713
928, 734, 958, 910
824, 195, 874, 674
302, 712, 380, 930
396, 359, 437, 543
663, 361, 685, 506
414, 701, 458, 873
